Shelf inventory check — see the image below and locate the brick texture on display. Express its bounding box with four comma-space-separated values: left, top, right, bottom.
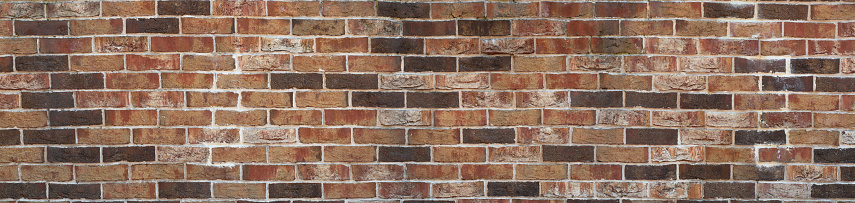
0, 0, 851, 202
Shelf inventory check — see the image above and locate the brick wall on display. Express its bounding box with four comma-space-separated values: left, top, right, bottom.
0, 0, 854, 202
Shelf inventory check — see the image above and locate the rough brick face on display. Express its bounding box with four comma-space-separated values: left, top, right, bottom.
0, 0, 852, 202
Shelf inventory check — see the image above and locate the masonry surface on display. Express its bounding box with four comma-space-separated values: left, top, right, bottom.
1, 0, 855, 202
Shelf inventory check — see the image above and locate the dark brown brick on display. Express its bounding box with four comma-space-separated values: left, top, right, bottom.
704, 182, 755, 199
734, 58, 786, 73
487, 182, 539, 197
704, 3, 754, 19
626, 128, 678, 145
679, 93, 731, 110
271, 73, 323, 89
407, 92, 458, 108
463, 128, 515, 144
158, 182, 211, 198
0, 183, 45, 199
49, 110, 103, 126
379, 146, 430, 162
591, 37, 643, 54
269, 183, 322, 198
0, 57, 11, 72
816, 77, 855, 92
625, 164, 676, 180
762, 76, 812, 92
815, 148, 855, 163
542, 145, 594, 162
50, 73, 104, 89
625, 92, 677, 109
371, 38, 424, 54
22, 92, 74, 109
570, 91, 622, 107
377, 2, 429, 18
49, 183, 100, 199
23, 129, 75, 144
158, 0, 210, 15
679, 164, 730, 180
0, 129, 19, 145
813, 184, 855, 198
47, 147, 99, 163
16, 55, 69, 72
758, 4, 808, 20
14, 20, 68, 35
104, 146, 155, 162
459, 56, 511, 72
326, 74, 378, 89
352, 92, 404, 108
735, 130, 786, 145
403, 21, 455, 36
404, 57, 456, 72
127, 18, 180, 34
791, 58, 840, 74
458, 20, 511, 36
733, 165, 784, 181
842, 167, 855, 181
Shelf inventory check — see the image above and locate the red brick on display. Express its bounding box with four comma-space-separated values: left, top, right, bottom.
216, 36, 259, 52
105, 110, 157, 126
70, 55, 124, 71
213, 0, 265, 16
293, 55, 346, 72
571, 164, 622, 180
731, 22, 782, 38
76, 91, 129, 108
103, 183, 156, 199
426, 38, 479, 55
645, 38, 697, 55
434, 110, 487, 127
151, 37, 214, 53
94, 36, 148, 53
243, 165, 295, 181
432, 2, 485, 19
217, 74, 267, 89
324, 183, 375, 198
239, 54, 290, 71
268, 146, 321, 163
298, 164, 349, 180
159, 110, 212, 126
481, 38, 534, 54
236, 18, 290, 34
131, 91, 185, 108
317, 37, 368, 53
106, 73, 159, 89
213, 147, 266, 163
188, 128, 239, 144
103, 1, 155, 16
313, 2, 368, 17
699, 39, 759, 55
761, 40, 807, 56
348, 55, 401, 72
268, 1, 319, 16
535, 38, 589, 54
133, 128, 186, 145
182, 17, 234, 34
0, 38, 37, 54
650, 2, 701, 18
215, 110, 267, 126
462, 164, 513, 180
759, 147, 811, 163
127, 54, 180, 71
161, 73, 213, 89
299, 128, 351, 144
183, 54, 236, 71
622, 20, 673, 36
785, 22, 835, 38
